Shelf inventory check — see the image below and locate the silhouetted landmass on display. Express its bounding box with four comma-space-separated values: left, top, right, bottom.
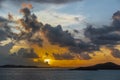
71, 62, 120, 70
0, 65, 69, 70
0, 65, 39, 68
0, 65, 61, 68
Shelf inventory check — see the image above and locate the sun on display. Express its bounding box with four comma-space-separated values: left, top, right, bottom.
44, 59, 51, 64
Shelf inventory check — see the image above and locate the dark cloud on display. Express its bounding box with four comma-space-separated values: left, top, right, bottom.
73, 29, 79, 34
28, 38, 43, 47
112, 11, 120, 20
12, 48, 39, 58
0, 43, 14, 55
80, 52, 91, 60
79, 10, 120, 59
20, 8, 42, 32
84, 11, 120, 46
20, 8, 31, 16
0, 17, 17, 41
42, 24, 76, 47
112, 11, 120, 27
0, 30, 7, 41
84, 26, 120, 45
0, 23, 18, 41
53, 53, 74, 60
0, 17, 8, 23
16, 32, 43, 47
69, 42, 99, 53
111, 48, 120, 58
5, 0, 82, 4
31, 0, 82, 4
0, 0, 83, 9
15, 7, 43, 46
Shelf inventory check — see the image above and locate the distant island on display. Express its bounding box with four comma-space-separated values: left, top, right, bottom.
0, 65, 62, 69
0, 65, 55, 68
71, 62, 120, 70
0, 65, 40, 68
0, 65, 68, 70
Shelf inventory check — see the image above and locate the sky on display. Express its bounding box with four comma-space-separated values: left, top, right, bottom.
0, 0, 120, 68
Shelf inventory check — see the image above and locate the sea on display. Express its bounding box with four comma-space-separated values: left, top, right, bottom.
0, 68, 120, 80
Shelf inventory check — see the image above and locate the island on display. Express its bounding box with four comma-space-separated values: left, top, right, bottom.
0, 65, 40, 68
71, 62, 120, 70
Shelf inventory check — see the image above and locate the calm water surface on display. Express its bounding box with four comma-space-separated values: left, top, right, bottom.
0, 68, 120, 80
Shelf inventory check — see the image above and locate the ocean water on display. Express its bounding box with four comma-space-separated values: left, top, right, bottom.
0, 68, 120, 80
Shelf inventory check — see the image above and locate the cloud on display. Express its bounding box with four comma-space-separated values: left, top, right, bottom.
112, 11, 120, 20
12, 48, 39, 58
10, 40, 31, 54
111, 48, 120, 58
84, 26, 120, 45
80, 52, 91, 60
30, 0, 82, 4
0, 16, 8, 22
13, 7, 44, 47
0, 43, 14, 55
42, 24, 76, 47
1, 0, 82, 4
84, 10, 120, 46
0, 0, 83, 9
53, 53, 74, 60
73, 29, 79, 34
69, 41, 99, 54
36, 11, 85, 26
1, 3, 120, 64
0, 38, 12, 46
0, 30, 7, 41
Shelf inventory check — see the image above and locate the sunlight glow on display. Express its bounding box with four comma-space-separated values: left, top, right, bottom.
44, 59, 51, 64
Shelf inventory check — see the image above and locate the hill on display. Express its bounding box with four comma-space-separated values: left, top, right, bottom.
72, 62, 120, 70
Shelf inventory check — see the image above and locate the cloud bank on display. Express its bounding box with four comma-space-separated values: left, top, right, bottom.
0, 4, 120, 63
